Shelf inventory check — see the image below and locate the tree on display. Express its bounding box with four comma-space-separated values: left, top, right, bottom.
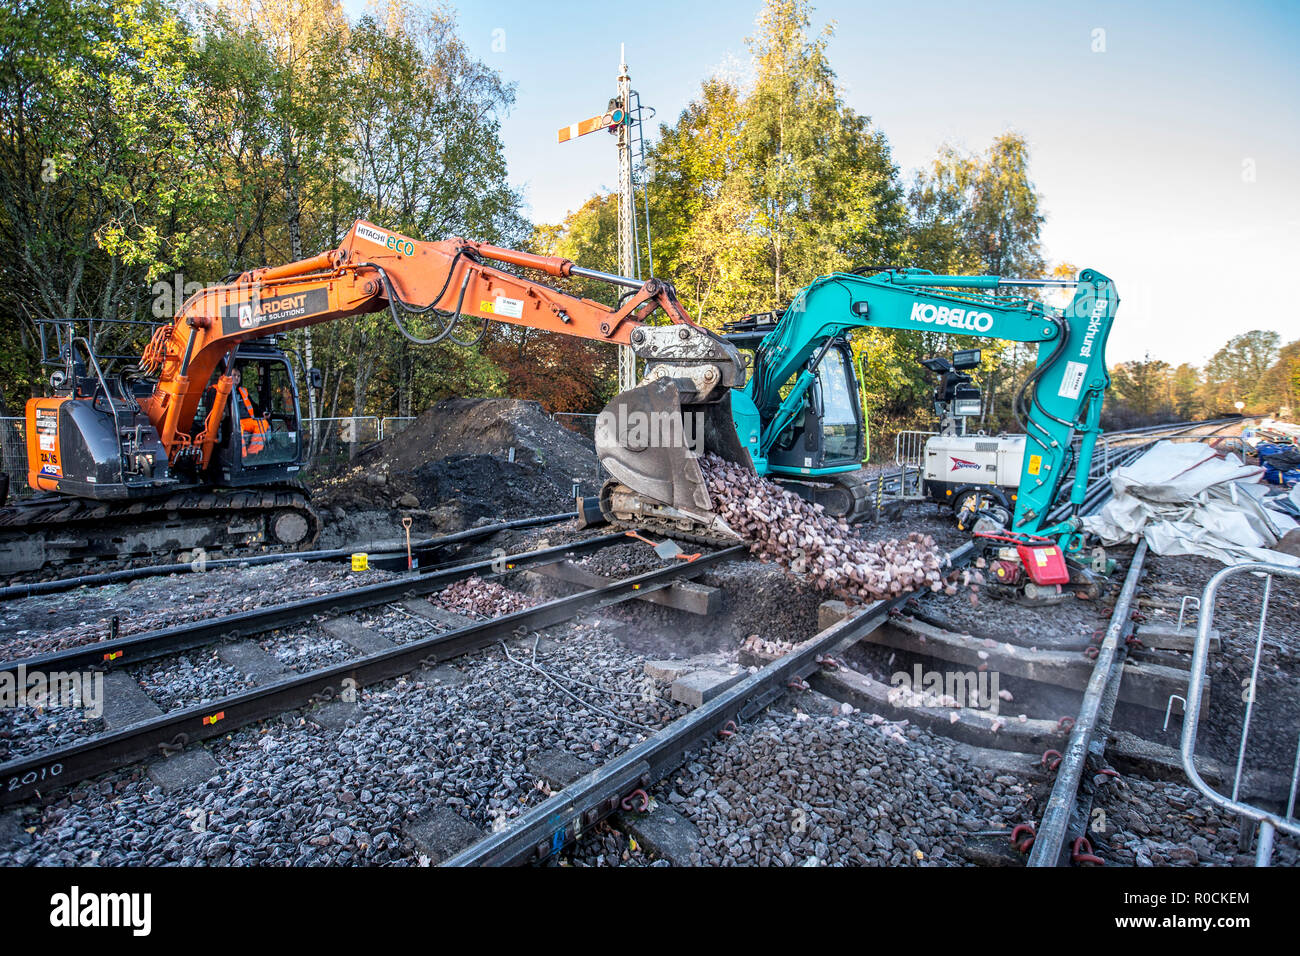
484, 197, 619, 413
1255, 338, 1299, 418
734, 0, 904, 308
1107, 355, 1173, 427
907, 132, 1045, 278
0, 0, 216, 407
1204, 330, 1280, 413
1170, 363, 1202, 420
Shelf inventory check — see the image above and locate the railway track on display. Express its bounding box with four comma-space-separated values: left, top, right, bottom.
0, 511, 580, 601
520, 420, 1258, 867
2, 417, 1269, 866
0, 530, 741, 807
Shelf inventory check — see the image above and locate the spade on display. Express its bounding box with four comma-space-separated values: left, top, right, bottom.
624, 530, 700, 562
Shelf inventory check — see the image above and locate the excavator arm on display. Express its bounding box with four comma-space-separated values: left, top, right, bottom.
136, 219, 702, 471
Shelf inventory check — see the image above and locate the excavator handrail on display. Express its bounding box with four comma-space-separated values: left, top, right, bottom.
69, 336, 128, 487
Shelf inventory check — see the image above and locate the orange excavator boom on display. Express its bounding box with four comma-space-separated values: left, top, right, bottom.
135, 219, 699, 470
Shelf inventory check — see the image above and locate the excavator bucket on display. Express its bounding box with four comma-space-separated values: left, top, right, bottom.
595, 378, 752, 541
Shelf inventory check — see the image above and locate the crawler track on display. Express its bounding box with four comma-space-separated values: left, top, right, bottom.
0, 484, 323, 580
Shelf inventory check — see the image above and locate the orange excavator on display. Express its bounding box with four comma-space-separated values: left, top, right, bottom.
6, 219, 743, 574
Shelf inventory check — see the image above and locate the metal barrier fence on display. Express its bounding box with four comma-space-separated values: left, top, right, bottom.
304, 416, 379, 444
1181, 562, 1300, 866
0, 417, 30, 498
893, 430, 937, 467
302, 416, 415, 444
1085, 434, 1112, 479
554, 412, 599, 442
380, 417, 416, 440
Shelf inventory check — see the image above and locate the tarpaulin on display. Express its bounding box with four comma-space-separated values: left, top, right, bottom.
1082, 440, 1300, 566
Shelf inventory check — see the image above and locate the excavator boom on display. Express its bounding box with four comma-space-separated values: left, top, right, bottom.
128, 219, 700, 477
14, 219, 736, 576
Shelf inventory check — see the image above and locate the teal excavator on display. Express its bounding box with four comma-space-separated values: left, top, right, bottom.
595, 267, 1119, 602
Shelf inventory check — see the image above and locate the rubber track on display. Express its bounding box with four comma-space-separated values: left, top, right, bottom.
0, 483, 321, 577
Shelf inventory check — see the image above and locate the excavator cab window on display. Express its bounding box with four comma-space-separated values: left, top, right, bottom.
231, 356, 299, 467
815, 346, 862, 463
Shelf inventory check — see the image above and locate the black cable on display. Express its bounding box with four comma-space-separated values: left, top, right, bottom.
1014, 313, 1074, 431
448, 312, 492, 349
355, 254, 474, 347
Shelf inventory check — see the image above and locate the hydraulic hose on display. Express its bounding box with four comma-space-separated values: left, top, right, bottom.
355, 253, 492, 348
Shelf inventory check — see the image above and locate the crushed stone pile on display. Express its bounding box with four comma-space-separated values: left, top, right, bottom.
700, 454, 963, 604
313, 398, 601, 527
432, 575, 536, 618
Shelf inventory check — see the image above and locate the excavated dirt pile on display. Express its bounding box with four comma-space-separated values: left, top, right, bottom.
313, 399, 601, 530
700, 454, 963, 604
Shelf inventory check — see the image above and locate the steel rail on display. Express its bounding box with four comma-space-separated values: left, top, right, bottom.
0, 545, 746, 807
444, 542, 976, 866
0, 511, 578, 602
1027, 538, 1148, 866
0, 532, 627, 680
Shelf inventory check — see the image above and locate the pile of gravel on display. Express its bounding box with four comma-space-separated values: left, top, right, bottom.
0, 705, 104, 762
0, 614, 684, 867
0, 559, 399, 662
432, 576, 536, 618
132, 650, 257, 713
1092, 771, 1298, 866
701, 455, 949, 602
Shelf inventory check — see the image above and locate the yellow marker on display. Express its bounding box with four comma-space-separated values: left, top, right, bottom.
351, 553, 369, 572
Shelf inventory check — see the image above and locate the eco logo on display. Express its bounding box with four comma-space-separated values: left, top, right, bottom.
355, 222, 415, 256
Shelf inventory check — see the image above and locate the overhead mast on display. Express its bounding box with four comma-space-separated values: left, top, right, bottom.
556, 46, 653, 393
615, 46, 637, 392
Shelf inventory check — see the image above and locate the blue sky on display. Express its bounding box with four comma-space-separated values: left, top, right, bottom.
342, 0, 1299, 367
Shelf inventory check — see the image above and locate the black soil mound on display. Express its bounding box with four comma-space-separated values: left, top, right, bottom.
412, 453, 580, 525
312, 398, 600, 530
358, 397, 598, 480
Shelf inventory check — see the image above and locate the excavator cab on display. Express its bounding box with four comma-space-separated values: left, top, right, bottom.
201, 343, 304, 487
765, 339, 865, 474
